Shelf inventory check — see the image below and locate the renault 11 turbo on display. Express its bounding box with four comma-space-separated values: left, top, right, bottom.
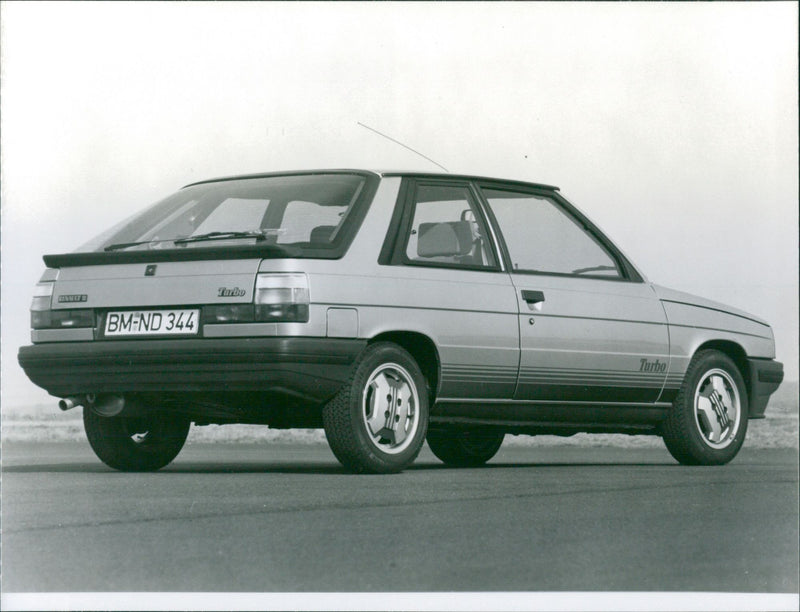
18, 170, 784, 473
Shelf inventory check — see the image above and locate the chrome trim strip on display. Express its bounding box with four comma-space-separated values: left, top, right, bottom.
322, 301, 671, 327
203, 323, 278, 337
660, 298, 770, 328
435, 398, 674, 408
664, 322, 771, 340
32, 328, 94, 342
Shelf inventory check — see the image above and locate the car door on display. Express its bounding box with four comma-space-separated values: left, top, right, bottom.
476, 183, 670, 404
379, 179, 520, 400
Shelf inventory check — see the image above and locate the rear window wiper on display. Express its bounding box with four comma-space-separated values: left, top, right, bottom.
104, 239, 173, 252
173, 230, 269, 245
103, 230, 281, 252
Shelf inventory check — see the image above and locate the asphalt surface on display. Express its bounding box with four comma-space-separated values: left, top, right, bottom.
2, 441, 798, 594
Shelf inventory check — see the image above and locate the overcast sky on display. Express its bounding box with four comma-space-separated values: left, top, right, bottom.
1, 2, 797, 407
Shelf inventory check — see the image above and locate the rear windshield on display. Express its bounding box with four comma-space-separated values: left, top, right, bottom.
79, 173, 370, 255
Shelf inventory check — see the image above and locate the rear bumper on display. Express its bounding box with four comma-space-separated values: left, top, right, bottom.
746, 358, 784, 419
18, 337, 366, 404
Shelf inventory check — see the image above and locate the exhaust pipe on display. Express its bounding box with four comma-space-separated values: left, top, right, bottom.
58, 396, 84, 411
91, 394, 126, 417
58, 393, 126, 417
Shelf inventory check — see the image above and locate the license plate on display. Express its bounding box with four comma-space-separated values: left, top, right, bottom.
105, 309, 200, 336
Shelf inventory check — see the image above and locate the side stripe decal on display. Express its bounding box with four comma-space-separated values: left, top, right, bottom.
441, 364, 687, 388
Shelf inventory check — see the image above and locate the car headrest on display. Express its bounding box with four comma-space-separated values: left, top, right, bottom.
417, 221, 473, 258
309, 225, 337, 244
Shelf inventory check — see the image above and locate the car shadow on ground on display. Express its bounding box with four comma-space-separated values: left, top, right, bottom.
3, 459, 677, 474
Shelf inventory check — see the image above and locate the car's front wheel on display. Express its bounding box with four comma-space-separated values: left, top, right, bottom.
427, 426, 505, 467
661, 350, 748, 465
323, 342, 429, 473
83, 408, 191, 471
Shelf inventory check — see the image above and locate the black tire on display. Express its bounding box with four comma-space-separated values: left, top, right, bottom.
661, 350, 748, 465
323, 342, 429, 474
427, 426, 505, 467
83, 408, 191, 471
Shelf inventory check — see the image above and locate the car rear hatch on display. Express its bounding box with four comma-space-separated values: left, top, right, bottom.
54, 259, 260, 308
29, 171, 378, 343
33, 259, 261, 342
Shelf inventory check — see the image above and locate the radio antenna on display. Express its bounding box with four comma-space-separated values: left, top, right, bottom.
357, 122, 449, 172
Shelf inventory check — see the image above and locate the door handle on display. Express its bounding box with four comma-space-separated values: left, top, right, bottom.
521, 290, 545, 305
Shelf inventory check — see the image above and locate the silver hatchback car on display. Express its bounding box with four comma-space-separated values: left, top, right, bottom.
18, 170, 784, 473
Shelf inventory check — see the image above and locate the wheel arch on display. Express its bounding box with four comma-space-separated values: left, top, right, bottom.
368, 331, 441, 402
693, 339, 752, 407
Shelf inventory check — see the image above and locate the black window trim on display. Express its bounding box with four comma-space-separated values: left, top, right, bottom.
379, 177, 504, 273
377, 177, 412, 265
474, 180, 644, 284
43, 172, 380, 268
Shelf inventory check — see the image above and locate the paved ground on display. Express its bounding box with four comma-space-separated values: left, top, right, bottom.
2, 441, 798, 595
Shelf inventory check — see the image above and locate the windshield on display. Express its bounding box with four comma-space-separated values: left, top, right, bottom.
80, 173, 369, 254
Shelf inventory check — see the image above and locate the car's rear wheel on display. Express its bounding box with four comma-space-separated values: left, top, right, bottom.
323, 342, 429, 473
83, 408, 191, 471
661, 350, 748, 465
427, 426, 505, 467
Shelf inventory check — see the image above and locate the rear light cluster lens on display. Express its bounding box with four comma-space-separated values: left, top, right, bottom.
30, 279, 94, 329
31, 271, 311, 329
31, 311, 53, 329
202, 273, 310, 324
33, 309, 95, 330
30, 281, 54, 329
30, 281, 54, 313
201, 304, 257, 324
254, 273, 310, 322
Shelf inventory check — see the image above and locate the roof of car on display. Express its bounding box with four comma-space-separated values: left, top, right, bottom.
379, 171, 559, 191
183, 169, 559, 191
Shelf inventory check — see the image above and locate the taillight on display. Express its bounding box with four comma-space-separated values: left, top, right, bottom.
30, 279, 54, 316
202, 273, 310, 324
49, 310, 95, 328
254, 273, 310, 322
30, 270, 94, 330
30, 280, 55, 328
201, 304, 256, 324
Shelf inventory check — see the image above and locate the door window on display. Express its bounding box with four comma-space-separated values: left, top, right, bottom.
403, 184, 497, 269
481, 188, 621, 278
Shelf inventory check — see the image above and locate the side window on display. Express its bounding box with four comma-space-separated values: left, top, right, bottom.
404, 184, 497, 269
481, 188, 622, 278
